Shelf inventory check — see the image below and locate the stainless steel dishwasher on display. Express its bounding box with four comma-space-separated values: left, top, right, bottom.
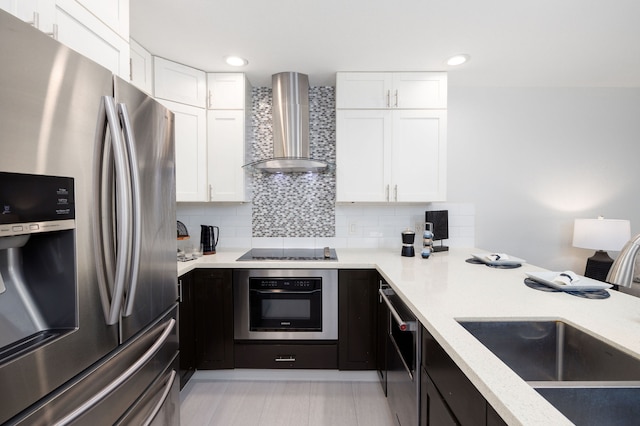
379, 284, 421, 426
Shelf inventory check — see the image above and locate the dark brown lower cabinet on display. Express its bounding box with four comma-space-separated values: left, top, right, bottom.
178, 271, 195, 389
194, 268, 234, 370
338, 269, 378, 370
234, 341, 337, 369
421, 366, 459, 426
421, 326, 507, 426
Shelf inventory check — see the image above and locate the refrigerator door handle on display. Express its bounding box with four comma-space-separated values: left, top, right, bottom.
142, 369, 177, 426
93, 95, 133, 325
52, 318, 176, 426
118, 103, 142, 318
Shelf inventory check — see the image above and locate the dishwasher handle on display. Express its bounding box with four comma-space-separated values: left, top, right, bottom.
379, 288, 417, 332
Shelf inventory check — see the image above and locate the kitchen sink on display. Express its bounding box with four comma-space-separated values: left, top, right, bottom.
458, 320, 640, 425
457, 320, 640, 381
535, 384, 640, 426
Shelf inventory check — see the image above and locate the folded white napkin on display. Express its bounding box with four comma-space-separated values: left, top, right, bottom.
553, 271, 580, 286
486, 253, 509, 262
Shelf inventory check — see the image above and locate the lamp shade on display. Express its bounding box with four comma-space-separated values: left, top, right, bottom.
572, 218, 631, 251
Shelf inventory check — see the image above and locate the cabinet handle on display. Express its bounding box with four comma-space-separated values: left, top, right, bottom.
129, 58, 133, 81
27, 12, 39, 29
385, 184, 389, 202
394, 90, 398, 107
209, 184, 213, 201
178, 279, 183, 303
208, 90, 212, 108
44, 24, 58, 40
275, 356, 296, 362
386, 90, 390, 108
394, 184, 398, 202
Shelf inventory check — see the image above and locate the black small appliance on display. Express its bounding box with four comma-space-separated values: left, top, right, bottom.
401, 229, 416, 257
200, 225, 219, 254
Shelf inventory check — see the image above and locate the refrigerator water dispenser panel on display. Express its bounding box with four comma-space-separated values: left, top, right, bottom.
0, 172, 76, 237
0, 172, 77, 363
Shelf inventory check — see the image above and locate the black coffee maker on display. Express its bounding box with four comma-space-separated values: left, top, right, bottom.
401, 229, 415, 257
200, 225, 219, 255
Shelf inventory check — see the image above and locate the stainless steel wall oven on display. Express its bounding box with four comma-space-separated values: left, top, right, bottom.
234, 269, 338, 340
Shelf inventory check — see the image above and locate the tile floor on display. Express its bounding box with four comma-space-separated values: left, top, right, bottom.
180, 370, 396, 426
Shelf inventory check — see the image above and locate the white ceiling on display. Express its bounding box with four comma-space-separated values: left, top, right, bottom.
130, 0, 640, 88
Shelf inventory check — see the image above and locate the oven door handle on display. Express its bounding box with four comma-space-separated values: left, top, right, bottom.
250, 289, 322, 295
379, 288, 417, 332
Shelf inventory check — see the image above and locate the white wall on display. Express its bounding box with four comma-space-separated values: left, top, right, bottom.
447, 87, 640, 271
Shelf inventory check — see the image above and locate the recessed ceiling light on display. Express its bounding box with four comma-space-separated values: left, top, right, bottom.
447, 54, 470, 66
225, 56, 248, 67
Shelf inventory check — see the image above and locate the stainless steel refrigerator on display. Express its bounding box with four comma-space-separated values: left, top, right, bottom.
0, 10, 179, 425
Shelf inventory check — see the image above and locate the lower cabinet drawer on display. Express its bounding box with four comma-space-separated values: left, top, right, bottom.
234, 342, 338, 369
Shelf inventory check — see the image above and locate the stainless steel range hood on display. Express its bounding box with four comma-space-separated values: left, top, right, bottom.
245, 72, 330, 173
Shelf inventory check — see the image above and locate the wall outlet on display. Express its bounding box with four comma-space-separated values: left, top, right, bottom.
415, 222, 425, 234
349, 222, 357, 235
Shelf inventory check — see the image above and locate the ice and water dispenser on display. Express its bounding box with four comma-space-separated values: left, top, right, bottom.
0, 172, 76, 362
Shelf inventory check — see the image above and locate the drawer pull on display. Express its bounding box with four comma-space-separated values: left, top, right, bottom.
275, 356, 296, 362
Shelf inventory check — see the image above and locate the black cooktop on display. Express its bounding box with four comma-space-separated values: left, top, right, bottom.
237, 247, 338, 261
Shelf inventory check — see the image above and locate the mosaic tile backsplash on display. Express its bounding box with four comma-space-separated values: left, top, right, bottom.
250, 86, 336, 237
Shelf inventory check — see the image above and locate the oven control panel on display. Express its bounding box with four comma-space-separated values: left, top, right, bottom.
250, 277, 321, 290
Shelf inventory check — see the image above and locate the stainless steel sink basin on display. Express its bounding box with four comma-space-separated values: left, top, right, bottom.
458, 320, 640, 425
535, 384, 640, 426
458, 320, 640, 381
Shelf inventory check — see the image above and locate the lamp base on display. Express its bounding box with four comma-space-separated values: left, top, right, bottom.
584, 250, 614, 282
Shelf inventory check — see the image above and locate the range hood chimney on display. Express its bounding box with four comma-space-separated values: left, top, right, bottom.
246, 72, 329, 173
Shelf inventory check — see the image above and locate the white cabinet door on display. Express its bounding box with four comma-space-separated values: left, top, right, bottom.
393, 73, 447, 109
336, 110, 391, 202
54, 0, 129, 77
73, 0, 128, 39
0, 0, 55, 34
207, 73, 246, 109
129, 38, 153, 94
159, 100, 208, 202
154, 57, 206, 108
336, 72, 447, 109
391, 110, 447, 202
336, 72, 391, 109
207, 110, 247, 201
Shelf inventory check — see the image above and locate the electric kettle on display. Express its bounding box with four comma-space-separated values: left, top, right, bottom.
200, 225, 219, 255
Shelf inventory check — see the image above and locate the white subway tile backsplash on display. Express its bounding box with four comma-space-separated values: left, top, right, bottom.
177, 202, 475, 249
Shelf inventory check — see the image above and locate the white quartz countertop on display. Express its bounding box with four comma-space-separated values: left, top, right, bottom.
177, 248, 640, 425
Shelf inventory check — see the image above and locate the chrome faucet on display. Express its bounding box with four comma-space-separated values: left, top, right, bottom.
606, 233, 640, 287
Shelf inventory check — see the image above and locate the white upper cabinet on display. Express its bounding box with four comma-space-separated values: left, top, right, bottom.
336, 71, 447, 203
72, 0, 128, 39
207, 109, 248, 201
1, 0, 130, 78
129, 38, 153, 95
54, 0, 129, 77
336, 109, 446, 203
0, 0, 56, 35
154, 57, 207, 108
158, 99, 208, 202
336, 72, 447, 109
336, 110, 391, 202
206, 73, 252, 202
207, 73, 247, 109
390, 110, 447, 202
